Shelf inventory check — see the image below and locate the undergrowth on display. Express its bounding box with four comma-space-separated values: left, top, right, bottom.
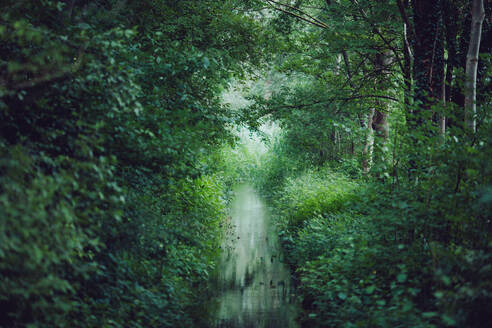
256, 134, 492, 328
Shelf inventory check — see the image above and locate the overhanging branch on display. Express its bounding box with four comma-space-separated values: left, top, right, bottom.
279, 94, 400, 110
264, 0, 328, 29
267, 0, 329, 28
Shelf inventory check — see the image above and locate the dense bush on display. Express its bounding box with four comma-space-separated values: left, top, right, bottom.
257, 144, 492, 327
0, 1, 264, 326
0, 143, 120, 327
71, 172, 227, 328
252, 113, 492, 327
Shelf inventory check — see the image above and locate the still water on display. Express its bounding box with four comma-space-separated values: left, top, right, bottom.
213, 184, 299, 328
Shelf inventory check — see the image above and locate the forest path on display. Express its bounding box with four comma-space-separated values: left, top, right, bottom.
213, 184, 299, 328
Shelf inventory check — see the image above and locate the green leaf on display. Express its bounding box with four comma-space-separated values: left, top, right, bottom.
203, 56, 210, 69
77, 23, 91, 30
423, 312, 438, 318
397, 273, 407, 283
434, 291, 444, 299
442, 314, 456, 326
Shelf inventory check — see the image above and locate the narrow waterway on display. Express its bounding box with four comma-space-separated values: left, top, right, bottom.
214, 184, 299, 328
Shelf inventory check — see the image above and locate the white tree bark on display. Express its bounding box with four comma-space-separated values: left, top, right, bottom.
440, 70, 446, 138
362, 108, 375, 174
464, 0, 485, 133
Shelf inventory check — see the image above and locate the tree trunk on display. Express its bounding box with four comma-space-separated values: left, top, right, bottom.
362, 49, 391, 175
440, 0, 461, 137
411, 0, 445, 130
373, 51, 391, 141
403, 22, 413, 113
439, 75, 446, 137
362, 108, 375, 174
464, 0, 485, 133
452, 3, 472, 112
373, 109, 389, 139
369, 51, 391, 174
397, 0, 414, 113
334, 53, 343, 75
442, 0, 458, 105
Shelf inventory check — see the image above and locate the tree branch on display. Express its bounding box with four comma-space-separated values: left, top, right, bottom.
351, 0, 405, 73
280, 94, 400, 110
342, 50, 355, 88
1, 44, 87, 92
267, 0, 329, 28
396, 0, 416, 40
264, 0, 328, 29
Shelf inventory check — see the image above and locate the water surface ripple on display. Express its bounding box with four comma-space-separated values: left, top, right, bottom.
214, 184, 299, 328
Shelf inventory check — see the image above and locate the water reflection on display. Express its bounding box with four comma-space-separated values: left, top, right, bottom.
214, 184, 299, 328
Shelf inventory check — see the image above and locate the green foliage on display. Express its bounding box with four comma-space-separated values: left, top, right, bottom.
252, 134, 306, 196
243, 72, 368, 168
1, 0, 490, 326
72, 172, 227, 328
256, 126, 492, 327
243, 3, 491, 325
206, 141, 262, 195
0, 0, 265, 326
0, 144, 121, 327
252, 90, 492, 328
277, 167, 359, 228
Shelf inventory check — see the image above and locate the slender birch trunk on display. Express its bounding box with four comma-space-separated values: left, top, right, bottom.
464, 0, 485, 133
362, 108, 375, 174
